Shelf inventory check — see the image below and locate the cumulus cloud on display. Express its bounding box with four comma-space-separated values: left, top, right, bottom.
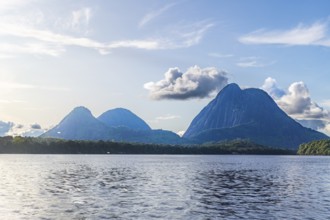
15, 124, 24, 129
261, 77, 330, 134
277, 82, 328, 119
321, 100, 330, 108
144, 66, 228, 100
0, 121, 44, 137
0, 121, 15, 136
30, 123, 41, 129
21, 129, 45, 137
297, 119, 327, 131
6, 123, 46, 137
319, 123, 330, 136
261, 77, 285, 99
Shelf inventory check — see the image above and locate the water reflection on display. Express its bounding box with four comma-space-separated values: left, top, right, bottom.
191, 169, 283, 218
189, 157, 330, 219
0, 155, 329, 219
41, 164, 148, 219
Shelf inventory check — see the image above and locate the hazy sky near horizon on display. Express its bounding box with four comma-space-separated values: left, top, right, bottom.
1, 0, 330, 136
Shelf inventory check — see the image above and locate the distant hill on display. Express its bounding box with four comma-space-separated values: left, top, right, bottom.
97, 108, 151, 131
40, 84, 327, 148
41, 106, 184, 144
106, 127, 187, 145
41, 106, 111, 140
183, 83, 328, 149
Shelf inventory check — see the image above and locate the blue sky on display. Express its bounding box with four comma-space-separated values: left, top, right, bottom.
1, 0, 330, 136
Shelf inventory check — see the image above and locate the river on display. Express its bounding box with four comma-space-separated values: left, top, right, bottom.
0, 155, 329, 219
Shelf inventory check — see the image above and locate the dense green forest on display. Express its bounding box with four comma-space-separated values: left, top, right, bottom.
0, 136, 294, 155
297, 139, 330, 155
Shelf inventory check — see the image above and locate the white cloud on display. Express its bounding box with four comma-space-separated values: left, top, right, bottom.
173, 21, 214, 48
297, 119, 327, 131
30, 123, 41, 129
55, 7, 93, 35
0, 121, 14, 136
107, 40, 161, 50
0, 1, 214, 57
0, 81, 69, 91
0, 99, 26, 104
71, 7, 92, 30
208, 52, 234, 58
0, 18, 213, 57
148, 114, 181, 124
260, 77, 285, 99
239, 21, 330, 47
0, 1, 216, 60
0, 22, 105, 49
321, 100, 330, 108
6, 123, 46, 137
144, 66, 228, 100
0, 20, 105, 55
319, 123, 330, 136
139, 3, 177, 28
277, 82, 328, 119
156, 115, 181, 120
0, 43, 65, 57
0, 54, 14, 59
261, 77, 330, 134
237, 57, 275, 68
0, 0, 34, 11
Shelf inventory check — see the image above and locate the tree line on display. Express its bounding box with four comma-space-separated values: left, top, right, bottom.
0, 136, 295, 155
297, 139, 330, 155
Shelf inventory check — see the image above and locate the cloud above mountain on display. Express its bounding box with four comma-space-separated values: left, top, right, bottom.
5, 122, 46, 137
260, 77, 285, 98
30, 123, 42, 129
261, 77, 330, 133
0, 121, 14, 136
144, 66, 228, 100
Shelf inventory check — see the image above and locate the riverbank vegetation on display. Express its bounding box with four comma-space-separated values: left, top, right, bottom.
0, 136, 295, 155
297, 139, 330, 155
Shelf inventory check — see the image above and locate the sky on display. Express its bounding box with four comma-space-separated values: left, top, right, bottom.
1, 0, 330, 136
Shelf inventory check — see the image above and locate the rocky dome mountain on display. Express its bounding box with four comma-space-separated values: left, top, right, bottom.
41, 106, 111, 140
41, 106, 184, 144
183, 83, 328, 149
97, 108, 151, 131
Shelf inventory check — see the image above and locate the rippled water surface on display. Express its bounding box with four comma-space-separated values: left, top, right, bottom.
0, 155, 330, 219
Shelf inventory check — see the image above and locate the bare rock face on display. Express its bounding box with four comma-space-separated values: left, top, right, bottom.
184, 83, 328, 149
